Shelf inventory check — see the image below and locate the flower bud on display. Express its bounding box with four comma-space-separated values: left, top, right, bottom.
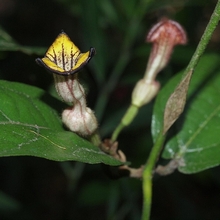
53, 74, 86, 105
132, 79, 160, 107
54, 74, 98, 136
62, 105, 98, 136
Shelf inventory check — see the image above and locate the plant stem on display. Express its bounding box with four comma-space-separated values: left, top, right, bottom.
141, 131, 165, 220
141, 1, 220, 219
89, 132, 102, 147
111, 104, 138, 142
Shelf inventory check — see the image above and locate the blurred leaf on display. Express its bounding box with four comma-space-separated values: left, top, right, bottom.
171, 46, 194, 65
0, 80, 122, 166
150, 0, 207, 11
117, 0, 138, 19
80, 0, 109, 85
78, 181, 109, 206
0, 26, 45, 55
100, 0, 119, 26
152, 54, 220, 173
0, 191, 21, 212
54, 0, 81, 16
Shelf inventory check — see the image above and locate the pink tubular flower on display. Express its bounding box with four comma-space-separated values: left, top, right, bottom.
144, 18, 187, 82
132, 18, 187, 107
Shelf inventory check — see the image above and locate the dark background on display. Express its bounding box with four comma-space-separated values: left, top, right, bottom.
1, 0, 220, 219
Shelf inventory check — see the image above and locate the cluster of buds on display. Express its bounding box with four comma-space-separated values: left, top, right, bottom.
132, 18, 187, 107
54, 74, 98, 136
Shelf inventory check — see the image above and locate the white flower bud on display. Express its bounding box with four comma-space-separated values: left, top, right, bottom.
53, 74, 98, 136
131, 79, 160, 107
53, 74, 86, 105
62, 105, 98, 136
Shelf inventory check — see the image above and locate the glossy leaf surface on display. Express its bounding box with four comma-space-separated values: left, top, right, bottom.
0, 80, 122, 166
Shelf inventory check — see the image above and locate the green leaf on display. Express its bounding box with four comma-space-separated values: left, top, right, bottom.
0, 80, 122, 166
0, 26, 45, 55
152, 54, 220, 173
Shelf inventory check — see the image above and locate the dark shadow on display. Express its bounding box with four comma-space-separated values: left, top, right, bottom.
40, 92, 67, 116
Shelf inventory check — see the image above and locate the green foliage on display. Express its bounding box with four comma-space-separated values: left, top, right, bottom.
153, 54, 220, 173
0, 80, 122, 165
1, 0, 220, 220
